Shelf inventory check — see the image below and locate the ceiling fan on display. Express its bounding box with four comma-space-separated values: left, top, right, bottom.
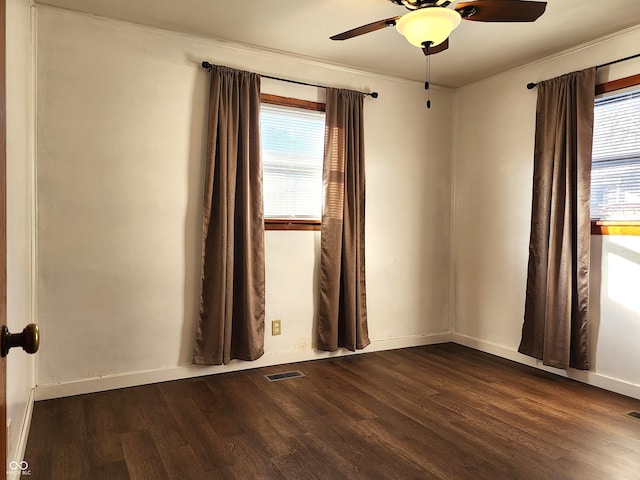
331, 0, 548, 57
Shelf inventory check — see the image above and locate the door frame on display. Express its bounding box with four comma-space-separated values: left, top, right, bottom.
1, 0, 9, 477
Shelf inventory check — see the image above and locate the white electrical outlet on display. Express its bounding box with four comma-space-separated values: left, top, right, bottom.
272, 319, 282, 336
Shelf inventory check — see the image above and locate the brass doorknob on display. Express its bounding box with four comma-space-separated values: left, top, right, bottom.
1, 324, 40, 357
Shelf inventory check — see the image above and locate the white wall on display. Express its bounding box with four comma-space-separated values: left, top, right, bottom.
453, 26, 640, 399
34, 7, 454, 398
5, 0, 36, 466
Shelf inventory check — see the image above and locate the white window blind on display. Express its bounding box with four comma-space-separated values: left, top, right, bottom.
260, 103, 325, 220
591, 88, 640, 221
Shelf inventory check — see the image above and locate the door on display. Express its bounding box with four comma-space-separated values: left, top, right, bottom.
1, 3, 39, 478
1, 0, 9, 476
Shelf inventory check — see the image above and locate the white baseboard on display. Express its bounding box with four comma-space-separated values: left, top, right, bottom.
35, 332, 453, 400
453, 333, 640, 400
33, 332, 640, 401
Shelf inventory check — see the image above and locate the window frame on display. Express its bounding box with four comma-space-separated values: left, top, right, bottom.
591, 73, 640, 236
260, 94, 325, 232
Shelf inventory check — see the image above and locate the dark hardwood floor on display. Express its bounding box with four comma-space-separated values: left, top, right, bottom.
25, 343, 640, 479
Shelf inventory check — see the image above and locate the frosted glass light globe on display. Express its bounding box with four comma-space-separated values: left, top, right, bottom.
396, 7, 462, 47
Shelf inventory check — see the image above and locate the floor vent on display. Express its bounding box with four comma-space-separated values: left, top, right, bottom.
627, 411, 640, 420
265, 371, 305, 382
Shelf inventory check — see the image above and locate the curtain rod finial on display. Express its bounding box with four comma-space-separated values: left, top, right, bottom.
527, 82, 538, 90
370, 92, 379, 98
202, 61, 212, 70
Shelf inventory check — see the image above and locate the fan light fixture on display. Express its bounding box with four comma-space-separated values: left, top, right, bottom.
396, 7, 461, 47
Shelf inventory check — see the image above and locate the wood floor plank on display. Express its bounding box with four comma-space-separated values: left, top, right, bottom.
84, 460, 131, 480
206, 375, 301, 458
141, 387, 207, 478
162, 395, 232, 472
121, 430, 170, 480
24, 344, 640, 479
46, 440, 90, 480
82, 392, 125, 467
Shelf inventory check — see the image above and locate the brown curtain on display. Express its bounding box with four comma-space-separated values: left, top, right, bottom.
519, 67, 596, 370
317, 88, 370, 352
193, 65, 265, 365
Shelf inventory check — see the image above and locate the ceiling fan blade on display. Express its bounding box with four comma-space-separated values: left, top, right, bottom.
456, 0, 547, 22
330, 16, 401, 40
422, 38, 449, 56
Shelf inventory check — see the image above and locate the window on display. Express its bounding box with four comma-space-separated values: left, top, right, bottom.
591, 79, 640, 236
260, 94, 325, 231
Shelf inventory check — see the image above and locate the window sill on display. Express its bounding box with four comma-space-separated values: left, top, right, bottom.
591, 221, 640, 236
265, 219, 321, 231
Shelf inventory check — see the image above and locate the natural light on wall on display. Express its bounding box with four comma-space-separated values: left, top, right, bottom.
606, 236, 640, 313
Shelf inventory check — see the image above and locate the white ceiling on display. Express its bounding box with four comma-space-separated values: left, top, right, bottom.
35, 0, 640, 88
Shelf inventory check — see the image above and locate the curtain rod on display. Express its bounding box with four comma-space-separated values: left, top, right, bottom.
201, 61, 379, 98
526, 52, 640, 90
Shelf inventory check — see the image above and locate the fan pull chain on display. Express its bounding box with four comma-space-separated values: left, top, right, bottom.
423, 41, 432, 109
